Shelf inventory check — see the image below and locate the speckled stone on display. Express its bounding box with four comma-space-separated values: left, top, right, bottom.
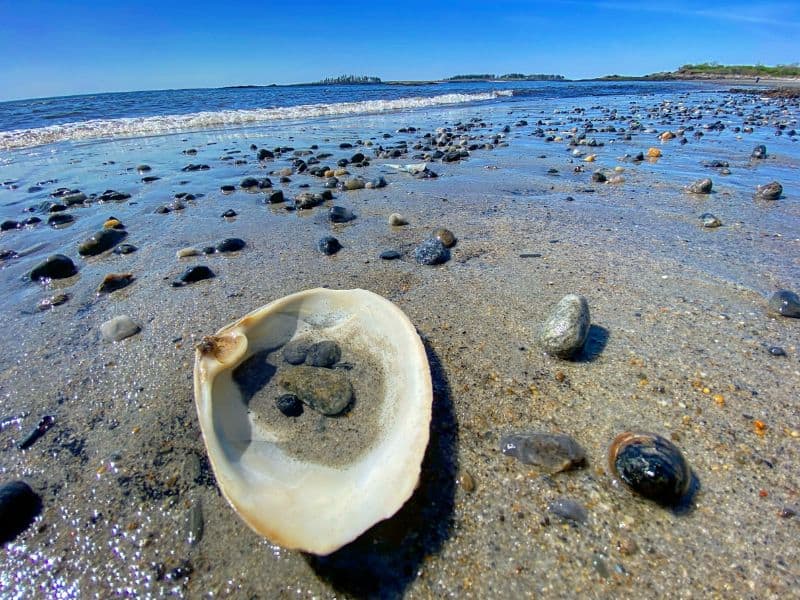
100, 315, 141, 342
756, 181, 782, 200
278, 366, 353, 415
414, 238, 450, 265
538, 294, 591, 359
500, 432, 586, 473
767, 290, 800, 318
318, 236, 342, 256
686, 178, 713, 194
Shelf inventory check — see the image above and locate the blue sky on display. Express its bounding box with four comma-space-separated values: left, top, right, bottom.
0, 0, 797, 100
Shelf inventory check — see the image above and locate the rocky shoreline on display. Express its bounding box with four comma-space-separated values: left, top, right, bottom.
0, 85, 798, 597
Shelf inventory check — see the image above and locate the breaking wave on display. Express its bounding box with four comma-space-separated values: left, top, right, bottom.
0, 90, 514, 151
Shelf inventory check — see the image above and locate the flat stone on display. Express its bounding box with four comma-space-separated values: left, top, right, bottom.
97, 273, 134, 293
538, 294, 591, 359
305, 341, 341, 367
500, 432, 586, 473
548, 497, 588, 525
78, 228, 127, 256
278, 366, 353, 415
101, 315, 141, 342
768, 290, 800, 318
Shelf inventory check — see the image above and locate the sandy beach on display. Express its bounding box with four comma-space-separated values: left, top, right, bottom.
1, 83, 799, 598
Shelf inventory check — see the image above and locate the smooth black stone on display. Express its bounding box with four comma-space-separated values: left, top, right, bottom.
240, 177, 259, 189
751, 144, 767, 159
113, 244, 138, 255
767, 346, 787, 356
173, 265, 215, 286
329, 206, 355, 223
216, 238, 245, 253
23, 217, 42, 226
220, 185, 236, 193
283, 339, 311, 365
78, 228, 127, 256
142, 176, 160, 183
1, 220, 20, 231
0, 481, 42, 544
48, 213, 74, 226
275, 394, 303, 417
27, 186, 43, 193
97, 190, 131, 202
413, 238, 450, 265
305, 341, 341, 368
201, 246, 216, 254
48, 203, 67, 212
768, 290, 800, 318
266, 190, 284, 204
154, 205, 170, 214
591, 171, 607, 183
221, 209, 237, 218
29, 254, 77, 281
318, 236, 342, 255
613, 434, 690, 505
257, 148, 274, 160
380, 250, 402, 260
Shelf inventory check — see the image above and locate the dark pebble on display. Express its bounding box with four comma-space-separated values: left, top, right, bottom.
278, 366, 353, 416
767, 346, 787, 356
113, 244, 137, 255
768, 290, 800, 318
275, 394, 304, 417
329, 206, 355, 223
283, 338, 311, 365
756, 181, 782, 200
29, 254, 77, 281
318, 236, 342, 255
221, 209, 237, 218
23, 217, 42, 226
414, 238, 450, 265
0, 481, 42, 544
142, 176, 160, 183
220, 185, 236, 194
78, 228, 127, 256
306, 340, 341, 368
591, 171, 607, 183
18, 415, 55, 450
1, 220, 20, 231
751, 144, 767, 159
97, 273, 134, 293
48, 213, 74, 227
380, 250, 402, 260
216, 238, 245, 253
173, 265, 215, 286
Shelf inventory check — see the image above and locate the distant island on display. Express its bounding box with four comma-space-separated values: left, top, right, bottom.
446, 73, 565, 81
596, 63, 800, 81
313, 75, 382, 85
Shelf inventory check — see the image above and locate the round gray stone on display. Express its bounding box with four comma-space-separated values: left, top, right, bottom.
101, 315, 141, 342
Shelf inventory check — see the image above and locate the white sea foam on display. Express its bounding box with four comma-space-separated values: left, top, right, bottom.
0, 91, 514, 151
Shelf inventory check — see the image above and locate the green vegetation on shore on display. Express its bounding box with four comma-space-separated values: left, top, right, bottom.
314, 75, 382, 85
677, 63, 800, 77
447, 73, 565, 81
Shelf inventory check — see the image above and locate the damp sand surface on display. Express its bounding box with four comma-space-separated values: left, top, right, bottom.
0, 85, 799, 598
232, 336, 386, 468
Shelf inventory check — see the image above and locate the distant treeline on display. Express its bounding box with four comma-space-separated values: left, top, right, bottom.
677, 63, 800, 77
315, 75, 382, 85
447, 73, 565, 81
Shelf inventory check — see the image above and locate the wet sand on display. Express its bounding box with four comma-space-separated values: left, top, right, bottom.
1, 87, 799, 597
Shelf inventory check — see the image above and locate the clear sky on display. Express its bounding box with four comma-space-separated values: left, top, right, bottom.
0, 0, 798, 101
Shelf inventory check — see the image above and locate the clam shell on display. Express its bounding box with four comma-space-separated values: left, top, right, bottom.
193, 288, 432, 555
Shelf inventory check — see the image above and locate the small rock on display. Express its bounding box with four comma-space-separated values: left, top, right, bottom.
305, 341, 341, 368
388, 213, 408, 226
283, 338, 311, 365
47, 213, 74, 227
538, 294, 591, 359
78, 228, 127, 256
329, 206, 355, 223
176, 247, 199, 258
278, 366, 353, 416
29, 254, 77, 281
457, 470, 476, 493
548, 497, 588, 524
0, 481, 42, 543
414, 238, 450, 265
97, 273, 134, 293
266, 190, 285, 204
112, 244, 137, 255
1, 220, 20, 231
756, 181, 782, 200
751, 144, 767, 159
380, 250, 402, 260
767, 346, 786, 356
500, 432, 586, 473
37, 292, 69, 311
216, 238, 245, 253
343, 178, 365, 191
318, 236, 342, 255
221, 209, 237, 218
767, 290, 800, 318
686, 178, 713, 194
186, 501, 204, 547
699, 213, 722, 228
433, 228, 457, 248
591, 171, 607, 183
275, 394, 304, 417
101, 315, 141, 341
173, 265, 215, 286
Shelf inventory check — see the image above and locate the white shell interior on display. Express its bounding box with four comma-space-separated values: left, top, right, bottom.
194, 288, 432, 555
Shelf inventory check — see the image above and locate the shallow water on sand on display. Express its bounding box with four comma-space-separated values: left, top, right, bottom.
0, 85, 798, 598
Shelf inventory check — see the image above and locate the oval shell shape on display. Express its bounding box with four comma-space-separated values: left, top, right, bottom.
608, 431, 691, 505
194, 288, 432, 555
